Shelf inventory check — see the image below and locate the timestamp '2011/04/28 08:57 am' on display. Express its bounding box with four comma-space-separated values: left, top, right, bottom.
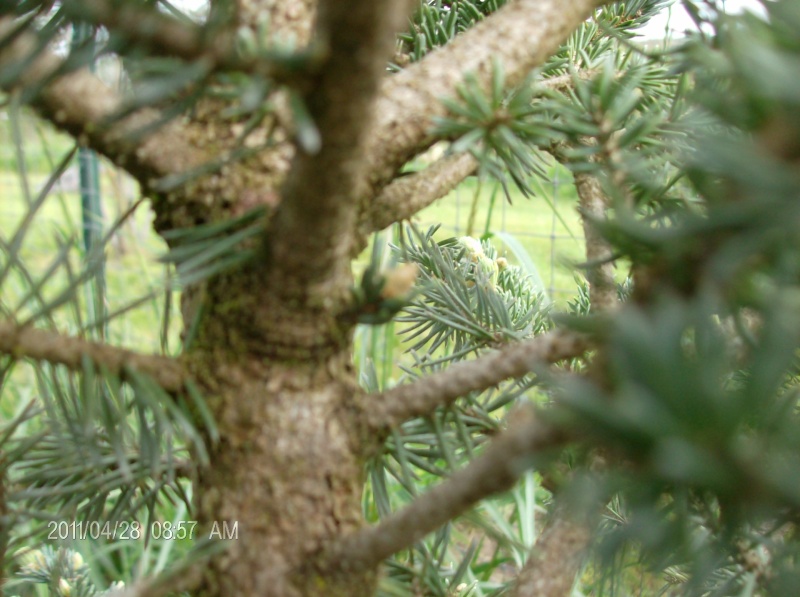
46, 519, 240, 542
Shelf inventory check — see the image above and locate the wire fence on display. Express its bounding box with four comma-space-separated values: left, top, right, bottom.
1, 106, 153, 247
0, 107, 586, 309
442, 167, 584, 303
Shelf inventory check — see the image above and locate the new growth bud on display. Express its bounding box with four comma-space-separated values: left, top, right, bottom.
58, 578, 71, 597
381, 263, 419, 300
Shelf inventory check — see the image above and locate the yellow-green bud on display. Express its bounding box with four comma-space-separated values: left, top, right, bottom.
380, 263, 418, 300
71, 551, 84, 570
59, 578, 71, 597
457, 236, 484, 260
477, 254, 498, 286
20, 549, 47, 571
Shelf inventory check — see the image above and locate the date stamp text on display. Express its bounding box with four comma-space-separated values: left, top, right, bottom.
47, 520, 238, 541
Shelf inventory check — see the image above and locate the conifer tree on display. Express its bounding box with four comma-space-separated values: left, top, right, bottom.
1, 1, 799, 596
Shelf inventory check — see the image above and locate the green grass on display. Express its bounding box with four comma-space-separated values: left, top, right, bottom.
0, 107, 74, 172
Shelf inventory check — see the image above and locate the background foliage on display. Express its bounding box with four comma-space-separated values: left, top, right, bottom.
2, 0, 800, 596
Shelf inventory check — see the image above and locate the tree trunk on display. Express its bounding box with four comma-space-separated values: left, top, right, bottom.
188, 268, 374, 596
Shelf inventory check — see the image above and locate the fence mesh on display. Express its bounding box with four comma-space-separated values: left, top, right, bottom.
442, 166, 584, 303
0, 107, 586, 316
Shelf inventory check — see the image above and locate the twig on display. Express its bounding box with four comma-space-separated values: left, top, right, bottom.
362, 0, 608, 191
60, 0, 320, 86
364, 331, 589, 433
0, 321, 186, 393
362, 152, 478, 236
332, 408, 569, 571
0, 17, 207, 185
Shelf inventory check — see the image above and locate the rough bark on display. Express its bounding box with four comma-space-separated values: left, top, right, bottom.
192, 352, 371, 597
510, 503, 595, 597
234, 0, 317, 43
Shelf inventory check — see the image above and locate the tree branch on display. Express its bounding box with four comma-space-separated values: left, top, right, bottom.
359, 68, 599, 238
509, 501, 595, 597
0, 321, 186, 393
575, 172, 617, 311
59, 0, 319, 86
507, 169, 613, 596
540, 69, 597, 94
364, 331, 589, 433
0, 18, 207, 185
266, 0, 412, 300
331, 408, 569, 572
362, 0, 607, 193
362, 152, 478, 236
